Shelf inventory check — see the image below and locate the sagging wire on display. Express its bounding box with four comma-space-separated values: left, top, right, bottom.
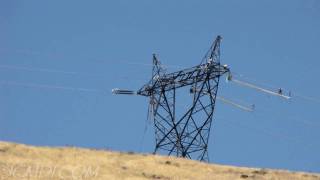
250, 100, 320, 128
0, 81, 100, 93
118, 60, 187, 70
217, 116, 319, 169
0, 64, 108, 79
3, 52, 318, 105
0, 64, 78, 75
217, 116, 318, 152
4, 47, 318, 103
216, 96, 254, 112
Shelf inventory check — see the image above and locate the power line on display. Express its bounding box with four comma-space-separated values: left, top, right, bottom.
0, 64, 78, 75
250, 102, 320, 128
217, 116, 318, 151
217, 116, 319, 170
3, 62, 318, 105
0, 80, 100, 93
216, 96, 254, 112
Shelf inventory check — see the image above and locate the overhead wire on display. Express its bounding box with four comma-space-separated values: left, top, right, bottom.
216, 116, 319, 170
216, 96, 254, 112
3, 47, 319, 104
0, 48, 59, 57
0, 64, 79, 75
3, 49, 319, 163
126, 65, 320, 106
1, 54, 319, 129
250, 100, 320, 128
3, 61, 317, 107
293, 94, 320, 104
0, 80, 100, 93
139, 102, 153, 153
118, 60, 187, 70
118, 62, 320, 105
0, 64, 110, 79
216, 116, 318, 152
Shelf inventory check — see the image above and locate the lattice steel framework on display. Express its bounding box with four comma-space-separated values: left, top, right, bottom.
136, 36, 230, 161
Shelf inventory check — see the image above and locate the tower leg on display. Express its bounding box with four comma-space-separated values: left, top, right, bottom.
152, 72, 220, 162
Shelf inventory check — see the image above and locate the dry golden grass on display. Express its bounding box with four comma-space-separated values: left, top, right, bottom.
0, 141, 319, 180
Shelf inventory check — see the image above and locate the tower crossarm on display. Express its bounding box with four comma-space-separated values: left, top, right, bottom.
137, 62, 229, 96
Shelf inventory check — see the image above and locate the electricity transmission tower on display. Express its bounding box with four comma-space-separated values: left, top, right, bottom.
113, 36, 230, 161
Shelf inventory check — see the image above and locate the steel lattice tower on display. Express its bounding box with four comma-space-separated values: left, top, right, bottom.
137, 36, 229, 161
113, 36, 230, 162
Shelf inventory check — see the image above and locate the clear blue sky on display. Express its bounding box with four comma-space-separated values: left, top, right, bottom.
1, 0, 320, 173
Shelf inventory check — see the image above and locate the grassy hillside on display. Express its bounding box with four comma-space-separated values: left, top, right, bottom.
0, 141, 319, 180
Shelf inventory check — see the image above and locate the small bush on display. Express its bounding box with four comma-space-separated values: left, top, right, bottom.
142, 172, 170, 179
252, 169, 268, 175
0, 147, 9, 153
240, 174, 249, 178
